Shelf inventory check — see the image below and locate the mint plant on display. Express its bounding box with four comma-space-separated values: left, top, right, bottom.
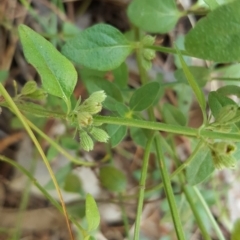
1, 0, 240, 239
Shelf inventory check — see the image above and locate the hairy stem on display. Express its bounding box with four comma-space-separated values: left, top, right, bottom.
194, 187, 226, 240
0, 83, 74, 240
94, 115, 240, 141
155, 135, 186, 240
133, 133, 155, 240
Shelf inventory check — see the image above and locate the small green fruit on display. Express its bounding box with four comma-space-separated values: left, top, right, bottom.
211, 141, 237, 169
21, 80, 37, 95
212, 154, 236, 170
80, 131, 94, 151
87, 90, 107, 103
212, 142, 236, 156
215, 105, 238, 124
141, 35, 155, 46
78, 112, 93, 127
90, 127, 109, 142
142, 49, 156, 61
79, 101, 102, 115
25, 88, 47, 100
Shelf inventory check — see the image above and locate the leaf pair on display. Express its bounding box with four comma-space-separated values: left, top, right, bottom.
18, 24, 134, 113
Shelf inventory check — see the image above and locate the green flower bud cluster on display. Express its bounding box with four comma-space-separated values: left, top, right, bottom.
207, 104, 240, 133
140, 35, 156, 70
79, 127, 109, 151
69, 91, 109, 152
19, 80, 47, 100
210, 141, 237, 169
141, 35, 155, 46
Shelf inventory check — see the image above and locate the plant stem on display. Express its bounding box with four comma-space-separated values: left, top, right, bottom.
0, 154, 86, 236
11, 158, 37, 240
183, 186, 211, 240
3, 101, 240, 141
119, 193, 130, 240
25, 118, 94, 166
211, 77, 240, 81
0, 83, 74, 240
0, 101, 66, 119
164, 136, 211, 240
94, 115, 240, 141
194, 187, 226, 240
134, 37, 185, 239
148, 140, 204, 193
146, 45, 192, 57
155, 135, 186, 240
133, 132, 155, 240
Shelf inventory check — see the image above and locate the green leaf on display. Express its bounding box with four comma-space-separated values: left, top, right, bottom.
115, 102, 131, 117
86, 193, 100, 232
102, 96, 121, 111
127, 0, 181, 33
215, 63, 240, 79
99, 166, 127, 192
62, 24, 133, 71
67, 202, 86, 219
21, 81, 38, 95
173, 84, 192, 116
18, 25, 77, 111
84, 236, 96, 240
185, 1, 240, 62
162, 103, 187, 126
87, 79, 122, 102
217, 85, 240, 98
130, 127, 154, 152
129, 81, 160, 111
208, 91, 236, 117
46, 145, 59, 162
64, 173, 82, 193
112, 62, 128, 88
62, 22, 81, 40
231, 219, 240, 240
174, 66, 210, 88
175, 45, 206, 121
174, 35, 191, 68
203, 0, 219, 9
24, 89, 47, 101
80, 68, 124, 111
232, 142, 240, 161
60, 136, 79, 150
186, 144, 215, 185
106, 124, 127, 147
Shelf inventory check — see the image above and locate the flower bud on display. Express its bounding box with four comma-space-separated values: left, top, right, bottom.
212, 142, 236, 156
77, 112, 93, 127
87, 91, 107, 103
142, 57, 152, 70
227, 109, 240, 124
90, 127, 109, 142
211, 141, 237, 169
21, 81, 37, 95
142, 49, 156, 61
141, 35, 155, 46
79, 101, 102, 115
215, 105, 238, 124
26, 89, 47, 100
80, 131, 94, 151
217, 125, 232, 133
212, 154, 236, 170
